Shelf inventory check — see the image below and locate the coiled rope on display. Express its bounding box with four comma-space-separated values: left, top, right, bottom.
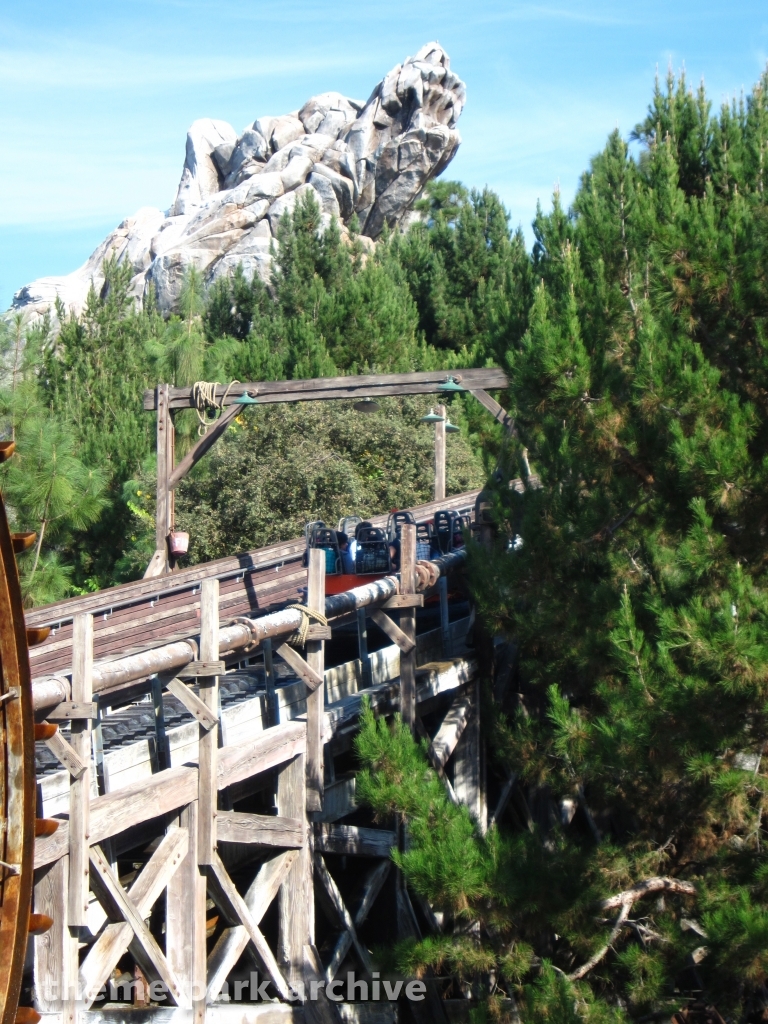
285, 604, 328, 647
192, 380, 239, 435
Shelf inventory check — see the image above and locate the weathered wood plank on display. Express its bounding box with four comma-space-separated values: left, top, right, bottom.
166, 676, 218, 731
88, 844, 183, 1004
206, 853, 293, 1001
314, 824, 397, 859
167, 803, 206, 1013
218, 720, 306, 791
168, 403, 240, 491
369, 609, 415, 654
452, 681, 484, 829
431, 695, 472, 771
144, 368, 509, 410
381, 594, 424, 609
324, 860, 390, 984
306, 548, 325, 814
278, 753, 310, 993
216, 811, 303, 848
276, 642, 324, 693
314, 854, 372, 978
79, 827, 189, 1006
46, 701, 98, 721
399, 524, 417, 732
44, 729, 87, 779
206, 849, 297, 1003
33, 854, 69, 1011
68, 612, 93, 929
198, 579, 220, 866
469, 388, 516, 434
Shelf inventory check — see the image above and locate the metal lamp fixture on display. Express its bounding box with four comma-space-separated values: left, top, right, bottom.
233, 391, 258, 405
445, 421, 461, 433
438, 375, 467, 393
420, 408, 445, 423
354, 398, 380, 413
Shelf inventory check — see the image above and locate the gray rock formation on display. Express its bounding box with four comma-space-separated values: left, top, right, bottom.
11, 43, 465, 321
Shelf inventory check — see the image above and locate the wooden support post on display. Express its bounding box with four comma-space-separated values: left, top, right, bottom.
146, 383, 172, 577
356, 608, 371, 689
263, 638, 277, 725
434, 403, 446, 502
277, 753, 311, 994
68, 613, 93, 931
399, 523, 417, 733
167, 803, 206, 1014
453, 680, 486, 832
34, 856, 69, 1012
438, 576, 451, 657
198, 579, 219, 866
306, 548, 326, 814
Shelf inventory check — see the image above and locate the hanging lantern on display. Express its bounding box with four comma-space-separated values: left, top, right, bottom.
234, 391, 258, 405
445, 420, 461, 433
438, 376, 467, 393
420, 408, 445, 423
354, 398, 380, 413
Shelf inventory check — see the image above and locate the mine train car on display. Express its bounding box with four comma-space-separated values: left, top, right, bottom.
305, 508, 470, 596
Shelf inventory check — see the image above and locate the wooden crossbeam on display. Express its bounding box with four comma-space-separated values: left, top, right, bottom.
88, 845, 184, 1004
323, 860, 390, 983
205, 852, 294, 1001
469, 389, 516, 435
314, 854, 373, 978
275, 642, 324, 692
164, 676, 218, 731
144, 368, 509, 411
206, 849, 297, 1003
79, 827, 189, 1005
46, 701, 98, 721
314, 824, 397, 858
168, 405, 240, 491
44, 730, 87, 779
382, 594, 424, 609
430, 694, 473, 771
215, 811, 303, 847
369, 608, 416, 653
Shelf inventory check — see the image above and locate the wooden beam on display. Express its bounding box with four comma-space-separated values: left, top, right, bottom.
275, 642, 324, 693
33, 854, 68, 1012
278, 753, 310, 993
323, 860, 389, 984
381, 594, 424, 609
154, 384, 171, 569
198, 578, 219, 866
36, 722, 307, 868
46, 701, 98, 721
307, 548, 326, 815
415, 716, 459, 806
165, 676, 219, 731
168, 403, 240, 491
68, 612, 93, 930
469, 389, 516, 435
369, 608, 415, 654
167, 803, 206, 1014
434, 403, 446, 502
430, 694, 472, 771
314, 824, 396, 859
216, 811, 303, 848
44, 729, 88, 779
399, 524, 417, 732
314, 854, 372, 977
206, 849, 297, 1003
205, 852, 294, 1001
143, 368, 509, 410
79, 827, 189, 1006
453, 681, 485, 829
88, 844, 184, 1004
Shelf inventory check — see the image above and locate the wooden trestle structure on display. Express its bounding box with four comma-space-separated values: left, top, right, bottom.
24, 492, 486, 1024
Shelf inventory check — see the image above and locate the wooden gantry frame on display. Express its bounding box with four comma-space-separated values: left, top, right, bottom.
142, 368, 512, 577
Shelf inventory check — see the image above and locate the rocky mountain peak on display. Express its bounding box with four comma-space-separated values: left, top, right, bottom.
11, 43, 465, 321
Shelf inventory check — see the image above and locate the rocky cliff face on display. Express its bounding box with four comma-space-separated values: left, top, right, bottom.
11, 43, 465, 320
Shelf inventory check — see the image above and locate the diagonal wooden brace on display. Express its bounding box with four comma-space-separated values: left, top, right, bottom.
79, 828, 189, 1006
206, 849, 298, 1003
205, 852, 294, 1001
324, 859, 389, 984
164, 676, 219, 731
275, 643, 324, 693
44, 729, 88, 779
369, 609, 416, 653
88, 844, 184, 1004
314, 853, 373, 978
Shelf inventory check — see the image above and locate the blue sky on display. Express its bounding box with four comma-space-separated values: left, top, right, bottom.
1, 0, 766, 309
